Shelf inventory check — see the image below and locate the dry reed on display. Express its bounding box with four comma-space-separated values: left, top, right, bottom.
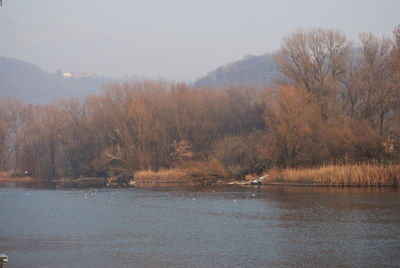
134, 168, 190, 183
0, 171, 36, 182
266, 163, 399, 187
133, 159, 226, 184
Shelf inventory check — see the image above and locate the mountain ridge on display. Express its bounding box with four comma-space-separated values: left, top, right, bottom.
0, 56, 106, 103
0, 54, 279, 103
194, 53, 278, 88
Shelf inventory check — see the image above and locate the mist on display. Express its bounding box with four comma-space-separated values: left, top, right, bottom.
1, 0, 399, 81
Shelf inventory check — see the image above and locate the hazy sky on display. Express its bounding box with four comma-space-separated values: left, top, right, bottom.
0, 0, 399, 81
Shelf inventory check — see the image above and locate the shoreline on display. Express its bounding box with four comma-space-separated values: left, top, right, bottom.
1, 163, 399, 188
0, 176, 398, 188
0, 176, 42, 183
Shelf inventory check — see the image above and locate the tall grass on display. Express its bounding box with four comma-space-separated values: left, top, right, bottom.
134, 168, 190, 183
133, 159, 226, 184
0, 171, 11, 178
266, 163, 399, 187
0, 171, 34, 182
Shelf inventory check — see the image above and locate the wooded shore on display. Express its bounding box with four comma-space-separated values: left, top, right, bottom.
2, 163, 398, 188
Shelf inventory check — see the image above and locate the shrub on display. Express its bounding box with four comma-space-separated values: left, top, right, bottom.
213, 131, 269, 178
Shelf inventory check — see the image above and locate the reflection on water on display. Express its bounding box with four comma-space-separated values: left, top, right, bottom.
0, 183, 399, 267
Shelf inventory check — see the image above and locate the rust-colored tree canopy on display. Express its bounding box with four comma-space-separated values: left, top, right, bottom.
0, 26, 399, 179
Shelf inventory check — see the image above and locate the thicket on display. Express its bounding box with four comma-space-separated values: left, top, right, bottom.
0, 26, 399, 181
266, 163, 399, 187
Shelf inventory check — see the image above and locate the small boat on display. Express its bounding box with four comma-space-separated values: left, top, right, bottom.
252, 175, 267, 185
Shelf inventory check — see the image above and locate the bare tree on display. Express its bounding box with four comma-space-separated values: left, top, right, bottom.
274, 28, 351, 118
264, 85, 322, 167
358, 33, 396, 135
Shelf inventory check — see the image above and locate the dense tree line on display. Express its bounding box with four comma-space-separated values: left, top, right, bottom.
0, 82, 264, 179
269, 27, 400, 167
0, 27, 399, 180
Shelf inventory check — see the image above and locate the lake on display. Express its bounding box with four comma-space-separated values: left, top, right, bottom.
0, 183, 399, 267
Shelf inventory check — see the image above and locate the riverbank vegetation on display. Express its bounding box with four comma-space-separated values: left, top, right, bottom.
0, 171, 37, 182
266, 163, 399, 187
0, 26, 399, 186
133, 159, 226, 185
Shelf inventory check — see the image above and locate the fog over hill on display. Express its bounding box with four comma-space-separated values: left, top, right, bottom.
1, 54, 280, 103
0, 56, 107, 103
194, 53, 279, 88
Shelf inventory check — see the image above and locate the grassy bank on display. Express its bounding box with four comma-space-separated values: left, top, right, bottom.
133, 160, 226, 185
2, 163, 399, 188
0, 176, 35, 182
0, 173, 106, 184
265, 163, 399, 187
0, 172, 35, 182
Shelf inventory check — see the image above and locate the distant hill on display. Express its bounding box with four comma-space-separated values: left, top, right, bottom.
194, 53, 278, 88
1, 54, 279, 103
0, 57, 107, 103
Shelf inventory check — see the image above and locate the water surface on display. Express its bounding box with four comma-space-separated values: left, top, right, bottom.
0, 183, 399, 267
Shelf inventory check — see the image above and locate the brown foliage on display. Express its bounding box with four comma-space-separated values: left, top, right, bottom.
133, 159, 226, 184
213, 130, 269, 178
0, 80, 266, 179
264, 85, 322, 167
1, 26, 399, 182
171, 140, 193, 161
134, 168, 189, 183
266, 163, 399, 187
274, 28, 350, 118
